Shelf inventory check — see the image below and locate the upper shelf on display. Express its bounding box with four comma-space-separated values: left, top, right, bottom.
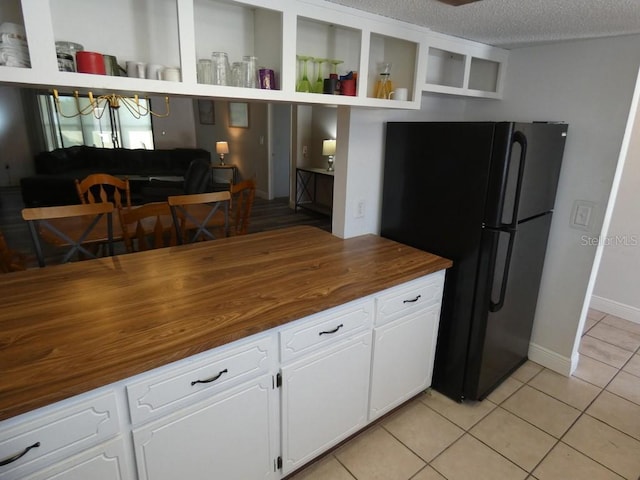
0, 0, 508, 108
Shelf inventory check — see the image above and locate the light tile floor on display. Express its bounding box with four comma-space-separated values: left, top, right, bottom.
288, 309, 640, 480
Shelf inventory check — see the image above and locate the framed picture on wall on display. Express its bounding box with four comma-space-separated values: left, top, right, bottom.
198, 100, 215, 125
229, 102, 249, 128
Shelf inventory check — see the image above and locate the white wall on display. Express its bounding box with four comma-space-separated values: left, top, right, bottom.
464, 35, 640, 373
150, 95, 196, 149
592, 83, 640, 324
338, 34, 640, 375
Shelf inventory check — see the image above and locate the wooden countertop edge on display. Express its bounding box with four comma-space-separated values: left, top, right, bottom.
0, 226, 452, 421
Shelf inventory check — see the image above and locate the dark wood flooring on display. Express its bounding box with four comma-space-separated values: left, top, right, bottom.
0, 186, 331, 269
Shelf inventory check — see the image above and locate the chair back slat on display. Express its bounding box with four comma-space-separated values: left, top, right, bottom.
119, 202, 176, 253
76, 173, 131, 209
168, 191, 231, 244
230, 179, 256, 236
21, 203, 115, 267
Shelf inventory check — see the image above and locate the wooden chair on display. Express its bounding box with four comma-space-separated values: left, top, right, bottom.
21, 203, 115, 267
119, 202, 176, 253
76, 173, 132, 209
168, 191, 231, 244
0, 229, 27, 273
230, 179, 256, 236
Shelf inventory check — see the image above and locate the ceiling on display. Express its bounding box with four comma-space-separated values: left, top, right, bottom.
326, 0, 640, 48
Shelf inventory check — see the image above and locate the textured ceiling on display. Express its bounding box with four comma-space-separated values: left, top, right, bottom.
326, 0, 640, 48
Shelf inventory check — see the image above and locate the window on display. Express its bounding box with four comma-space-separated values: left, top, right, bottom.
37, 94, 155, 151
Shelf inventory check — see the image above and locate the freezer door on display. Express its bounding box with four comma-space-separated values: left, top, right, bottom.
485, 123, 568, 227
465, 213, 553, 399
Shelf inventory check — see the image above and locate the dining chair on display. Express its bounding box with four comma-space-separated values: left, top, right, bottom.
119, 201, 176, 253
230, 179, 256, 236
75, 173, 132, 209
168, 191, 231, 244
21, 203, 115, 267
0, 229, 27, 273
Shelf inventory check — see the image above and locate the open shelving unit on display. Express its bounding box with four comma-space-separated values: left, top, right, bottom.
0, 0, 509, 108
422, 34, 508, 99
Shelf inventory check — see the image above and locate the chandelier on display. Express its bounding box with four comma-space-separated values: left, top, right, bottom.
52, 89, 170, 119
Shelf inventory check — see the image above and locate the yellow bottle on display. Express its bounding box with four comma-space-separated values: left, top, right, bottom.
375, 62, 393, 99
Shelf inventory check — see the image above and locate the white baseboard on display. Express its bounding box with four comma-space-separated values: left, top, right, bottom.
590, 295, 640, 324
528, 342, 575, 376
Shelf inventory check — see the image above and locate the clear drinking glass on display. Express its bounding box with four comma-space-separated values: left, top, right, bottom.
231, 61, 244, 87
242, 55, 258, 88
211, 52, 231, 86
197, 59, 212, 84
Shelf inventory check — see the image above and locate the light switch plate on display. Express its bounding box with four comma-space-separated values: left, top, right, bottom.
570, 200, 596, 231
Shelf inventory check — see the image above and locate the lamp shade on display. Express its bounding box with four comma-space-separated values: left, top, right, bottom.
216, 141, 229, 155
322, 139, 336, 156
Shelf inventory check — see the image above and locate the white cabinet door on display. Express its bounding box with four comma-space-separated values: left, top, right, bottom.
280, 331, 372, 475
369, 305, 441, 421
133, 374, 278, 480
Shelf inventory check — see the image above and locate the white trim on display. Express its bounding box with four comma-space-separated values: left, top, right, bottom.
528, 342, 575, 376
590, 295, 640, 325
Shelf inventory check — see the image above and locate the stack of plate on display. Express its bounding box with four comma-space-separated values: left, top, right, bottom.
0, 22, 30, 68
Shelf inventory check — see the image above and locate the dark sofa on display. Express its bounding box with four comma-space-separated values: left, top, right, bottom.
20, 146, 211, 207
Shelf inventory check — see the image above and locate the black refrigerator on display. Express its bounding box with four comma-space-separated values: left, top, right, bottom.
380, 122, 568, 401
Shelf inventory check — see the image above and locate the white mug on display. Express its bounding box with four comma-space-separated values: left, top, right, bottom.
126, 61, 146, 78
161, 67, 181, 82
389, 87, 408, 101
145, 63, 164, 80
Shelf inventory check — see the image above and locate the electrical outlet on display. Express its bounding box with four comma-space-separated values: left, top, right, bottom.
302, 145, 308, 157
355, 199, 365, 218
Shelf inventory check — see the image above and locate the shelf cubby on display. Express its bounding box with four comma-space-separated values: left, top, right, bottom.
194, 0, 282, 90
367, 33, 418, 101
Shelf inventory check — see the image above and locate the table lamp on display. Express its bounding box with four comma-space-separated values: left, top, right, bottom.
216, 141, 229, 165
322, 139, 336, 172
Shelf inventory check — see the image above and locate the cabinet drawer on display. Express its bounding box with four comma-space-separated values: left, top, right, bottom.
21, 437, 132, 480
280, 299, 373, 363
0, 392, 120, 479
375, 270, 445, 327
127, 333, 276, 425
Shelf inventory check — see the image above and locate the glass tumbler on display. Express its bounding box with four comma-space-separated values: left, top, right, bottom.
211, 52, 231, 86
197, 59, 212, 84
242, 55, 257, 88
231, 61, 244, 87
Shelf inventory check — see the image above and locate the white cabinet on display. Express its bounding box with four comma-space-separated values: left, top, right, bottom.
422, 33, 508, 99
21, 438, 132, 480
0, 271, 447, 479
0, 391, 128, 480
280, 331, 372, 475
128, 332, 279, 480
133, 374, 279, 480
369, 271, 445, 421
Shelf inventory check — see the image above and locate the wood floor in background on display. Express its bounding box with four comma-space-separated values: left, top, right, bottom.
0, 186, 331, 269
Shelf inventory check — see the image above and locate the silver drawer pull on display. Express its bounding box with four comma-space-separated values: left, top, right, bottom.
318, 324, 344, 336
0, 442, 40, 466
191, 368, 228, 386
403, 295, 421, 304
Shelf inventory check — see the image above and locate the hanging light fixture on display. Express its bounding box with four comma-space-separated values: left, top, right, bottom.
52, 89, 170, 119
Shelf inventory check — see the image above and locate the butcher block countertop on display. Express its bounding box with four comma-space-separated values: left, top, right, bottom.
0, 226, 451, 421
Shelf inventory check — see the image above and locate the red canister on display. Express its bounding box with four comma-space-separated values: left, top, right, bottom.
76, 51, 106, 75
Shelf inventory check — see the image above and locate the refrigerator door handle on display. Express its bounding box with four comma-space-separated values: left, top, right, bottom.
489, 229, 516, 313
503, 131, 528, 228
